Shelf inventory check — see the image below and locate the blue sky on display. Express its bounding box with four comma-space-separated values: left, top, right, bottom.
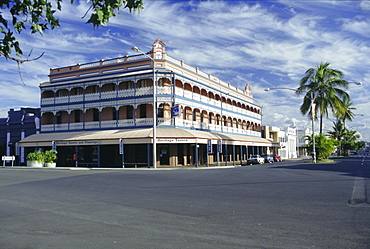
1, 0, 369, 140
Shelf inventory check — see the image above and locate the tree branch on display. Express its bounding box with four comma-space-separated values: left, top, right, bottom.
0, 51, 45, 63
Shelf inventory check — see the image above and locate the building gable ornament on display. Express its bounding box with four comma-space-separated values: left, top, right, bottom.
152, 39, 167, 59
244, 84, 253, 97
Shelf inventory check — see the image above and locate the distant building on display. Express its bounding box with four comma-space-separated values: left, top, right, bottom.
0, 108, 40, 165
284, 126, 297, 159
297, 127, 311, 157
261, 126, 280, 154
20, 40, 272, 167
262, 125, 298, 159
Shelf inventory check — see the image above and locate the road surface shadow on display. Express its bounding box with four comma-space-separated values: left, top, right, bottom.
271, 158, 370, 179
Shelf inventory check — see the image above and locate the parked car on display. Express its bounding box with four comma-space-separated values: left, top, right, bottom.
261, 155, 274, 163
349, 151, 358, 155
271, 154, 282, 162
247, 155, 265, 164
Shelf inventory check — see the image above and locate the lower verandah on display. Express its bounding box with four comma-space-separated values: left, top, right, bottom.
25, 143, 270, 168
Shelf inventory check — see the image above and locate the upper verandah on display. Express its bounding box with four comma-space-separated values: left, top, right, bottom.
46, 39, 254, 100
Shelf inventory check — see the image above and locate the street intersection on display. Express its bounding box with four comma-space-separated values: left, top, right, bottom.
0, 157, 369, 248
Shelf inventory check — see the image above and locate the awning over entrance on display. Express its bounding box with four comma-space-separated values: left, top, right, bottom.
19, 128, 273, 147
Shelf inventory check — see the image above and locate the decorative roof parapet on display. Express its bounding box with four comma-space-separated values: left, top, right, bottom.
48, 40, 254, 99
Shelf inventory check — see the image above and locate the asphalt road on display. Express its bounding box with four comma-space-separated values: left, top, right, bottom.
0, 157, 369, 249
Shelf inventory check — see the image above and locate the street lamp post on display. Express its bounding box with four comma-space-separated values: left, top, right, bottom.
132, 46, 157, 169
349, 124, 365, 129
310, 91, 316, 163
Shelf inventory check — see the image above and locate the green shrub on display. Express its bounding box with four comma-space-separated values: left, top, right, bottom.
304, 134, 336, 160
26, 150, 44, 162
43, 150, 57, 163
26, 150, 58, 163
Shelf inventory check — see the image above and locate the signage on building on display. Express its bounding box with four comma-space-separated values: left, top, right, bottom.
207, 139, 212, 153
171, 105, 180, 117
56, 140, 100, 145
119, 139, 124, 155
52, 141, 56, 151
217, 140, 222, 153
157, 138, 192, 143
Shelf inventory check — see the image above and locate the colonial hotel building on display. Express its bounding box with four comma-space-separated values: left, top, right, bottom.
20, 40, 273, 167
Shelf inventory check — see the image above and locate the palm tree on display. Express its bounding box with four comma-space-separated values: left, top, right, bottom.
296, 62, 349, 134
327, 119, 346, 140
335, 96, 356, 127
342, 129, 361, 156
327, 119, 361, 156
327, 119, 347, 156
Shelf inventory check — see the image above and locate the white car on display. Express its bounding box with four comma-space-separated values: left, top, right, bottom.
247, 155, 265, 164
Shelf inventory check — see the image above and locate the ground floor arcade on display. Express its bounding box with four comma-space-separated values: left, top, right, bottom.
19, 128, 273, 168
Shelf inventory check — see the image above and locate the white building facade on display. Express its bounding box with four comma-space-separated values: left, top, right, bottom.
262, 125, 298, 159
284, 126, 298, 159
296, 128, 311, 157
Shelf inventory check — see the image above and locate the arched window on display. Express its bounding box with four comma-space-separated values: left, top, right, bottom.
193, 109, 201, 122
56, 89, 68, 97
158, 77, 171, 87
101, 107, 116, 121
102, 83, 115, 92
70, 87, 83, 95
158, 104, 164, 118
139, 104, 147, 118
71, 110, 82, 123
42, 112, 54, 125
119, 80, 134, 90
85, 108, 99, 122
175, 79, 183, 88
86, 85, 99, 94
56, 111, 68, 124
42, 90, 54, 98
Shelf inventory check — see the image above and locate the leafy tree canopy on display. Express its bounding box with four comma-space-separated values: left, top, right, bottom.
304, 134, 336, 160
0, 0, 143, 62
296, 62, 349, 134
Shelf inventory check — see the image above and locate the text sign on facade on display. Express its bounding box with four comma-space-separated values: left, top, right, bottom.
56, 141, 99, 145
207, 139, 212, 153
217, 140, 222, 153
171, 105, 180, 117
119, 139, 124, 155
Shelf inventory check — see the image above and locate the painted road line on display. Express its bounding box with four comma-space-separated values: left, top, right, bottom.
349, 170, 367, 205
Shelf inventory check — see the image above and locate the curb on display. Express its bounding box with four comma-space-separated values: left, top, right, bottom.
1, 165, 240, 171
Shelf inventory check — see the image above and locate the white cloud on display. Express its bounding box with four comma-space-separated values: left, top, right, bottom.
341, 18, 370, 37
360, 0, 370, 10
0, 80, 40, 105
